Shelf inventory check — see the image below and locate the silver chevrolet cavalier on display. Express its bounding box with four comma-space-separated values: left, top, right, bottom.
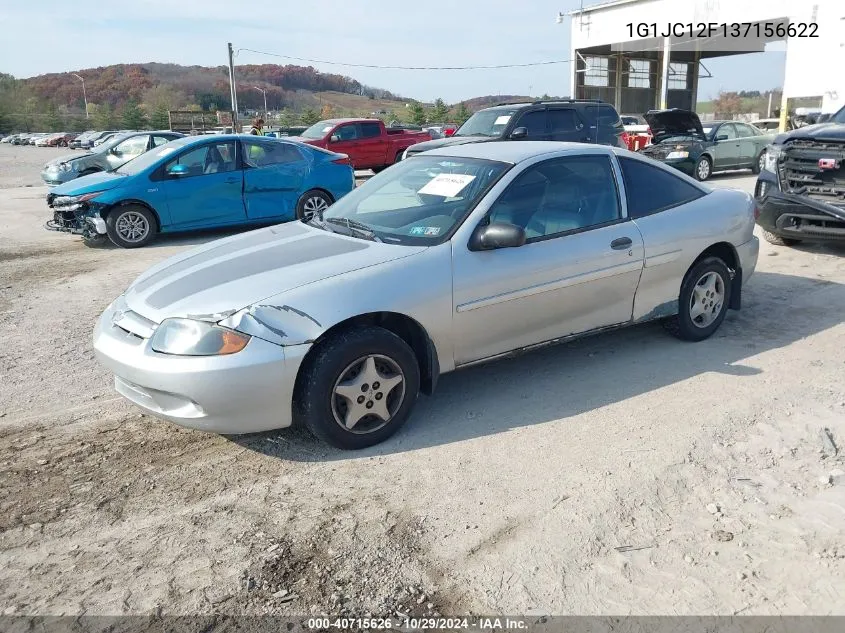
94, 141, 759, 449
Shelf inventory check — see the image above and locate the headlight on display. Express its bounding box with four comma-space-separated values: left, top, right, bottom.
666, 150, 689, 159
762, 145, 781, 173
150, 318, 250, 356
58, 162, 71, 172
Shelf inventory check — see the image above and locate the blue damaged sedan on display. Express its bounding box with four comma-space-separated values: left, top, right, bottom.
46, 135, 355, 248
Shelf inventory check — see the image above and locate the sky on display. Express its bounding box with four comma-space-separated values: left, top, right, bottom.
0, 0, 786, 102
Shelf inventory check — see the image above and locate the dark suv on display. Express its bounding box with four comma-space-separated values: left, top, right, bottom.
403, 100, 627, 159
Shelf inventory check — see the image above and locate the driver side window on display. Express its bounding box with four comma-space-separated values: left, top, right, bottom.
335, 125, 359, 141
486, 155, 621, 241
719, 124, 737, 140
165, 142, 237, 177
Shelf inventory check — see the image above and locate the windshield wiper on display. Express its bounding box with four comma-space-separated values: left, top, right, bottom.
325, 217, 381, 242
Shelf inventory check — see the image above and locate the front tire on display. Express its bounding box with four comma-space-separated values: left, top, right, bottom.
694, 156, 712, 181
294, 327, 421, 449
105, 205, 156, 248
663, 256, 732, 341
762, 229, 801, 247
296, 189, 333, 222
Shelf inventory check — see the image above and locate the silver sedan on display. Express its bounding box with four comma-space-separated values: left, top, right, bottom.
94, 141, 759, 449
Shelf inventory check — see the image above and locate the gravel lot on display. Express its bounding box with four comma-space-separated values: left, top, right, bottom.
1, 143, 845, 617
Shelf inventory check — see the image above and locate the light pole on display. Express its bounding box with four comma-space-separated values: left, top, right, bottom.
72, 73, 89, 120
253, 87, 267, 120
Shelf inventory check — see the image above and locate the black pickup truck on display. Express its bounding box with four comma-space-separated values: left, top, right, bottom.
755, 106, 845, 246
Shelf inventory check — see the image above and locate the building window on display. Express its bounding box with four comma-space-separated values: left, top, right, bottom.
584, 56, 610, 87
668, 63, 689, 90
627, 59, 651, 88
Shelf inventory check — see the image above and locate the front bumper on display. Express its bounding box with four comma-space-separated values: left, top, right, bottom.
45, 200, 107, 237
755, 171, 845, 242
93, 300, 311, 434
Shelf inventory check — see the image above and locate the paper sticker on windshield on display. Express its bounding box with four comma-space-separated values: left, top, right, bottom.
409, 226, 441, 236
418, 173, 476, 198
494, 115, 512, 125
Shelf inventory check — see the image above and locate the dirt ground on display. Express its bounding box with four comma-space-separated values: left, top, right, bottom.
1, 143, 844, 617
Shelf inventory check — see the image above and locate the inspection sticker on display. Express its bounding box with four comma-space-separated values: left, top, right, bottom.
418, 173, 476, 198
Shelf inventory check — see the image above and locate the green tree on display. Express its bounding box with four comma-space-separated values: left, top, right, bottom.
150, 102, 170, 130
408, 102, 427, 125
121, 99, 148, 130
45, 103, 62, 131
92, 103, 117, 130
431, 98, 449, 123
300, 107, 321, 125
454, 102, 471, 125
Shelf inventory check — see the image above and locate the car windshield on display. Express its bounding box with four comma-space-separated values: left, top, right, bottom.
91, 134, 131, 154
300, 121, 338, 139
454, 109, 518, 137
830, 107, 845, 124
320, 155, 510, 245
113, 140, 184, 175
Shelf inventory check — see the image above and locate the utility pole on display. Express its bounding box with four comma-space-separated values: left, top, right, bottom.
253, 87, 268, 121
72, 73, 89, 119
227, 42, 239, 133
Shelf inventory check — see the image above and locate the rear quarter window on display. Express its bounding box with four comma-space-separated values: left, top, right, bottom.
618, 157, 705, 218
579, 104, 622, 126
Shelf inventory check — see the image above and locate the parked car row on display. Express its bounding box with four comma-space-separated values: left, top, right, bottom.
2, 132, 78, 146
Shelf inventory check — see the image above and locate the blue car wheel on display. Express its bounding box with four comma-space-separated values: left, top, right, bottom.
106, 205, 157, 249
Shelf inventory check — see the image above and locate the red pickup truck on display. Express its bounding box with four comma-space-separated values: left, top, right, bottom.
296, 118, 431, 172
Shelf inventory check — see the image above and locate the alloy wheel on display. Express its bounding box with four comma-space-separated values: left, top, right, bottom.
115, 211, 150, 243
302, 196, 329, 221
331, 354, 406, 434
697, 159, 711, 180
689, 271, 725, 328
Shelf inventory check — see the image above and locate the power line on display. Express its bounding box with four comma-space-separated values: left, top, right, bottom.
236, 35, 719, 72
235, 47, 573, 70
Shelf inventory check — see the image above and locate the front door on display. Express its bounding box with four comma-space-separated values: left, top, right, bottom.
157, 140, 246, 229
712, 123, 740, 170
242, 139, 307, 221
326, 123, 361, 167
451, 155, 645, 365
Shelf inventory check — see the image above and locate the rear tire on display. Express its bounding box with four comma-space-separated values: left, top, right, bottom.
762, 229, 801, 247
293, 327, 420, 450
663, 256, 732, 342
394, 151, 404, 164
105, 205, 156, 248
296, 189, 333, 222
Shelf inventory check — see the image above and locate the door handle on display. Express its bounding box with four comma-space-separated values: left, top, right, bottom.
610, 237, 633, 250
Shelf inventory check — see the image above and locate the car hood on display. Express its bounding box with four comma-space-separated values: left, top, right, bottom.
123, 222, 427, 325
775, 122, 845, 144
50, 170, 127, 196
643, 109, 706, 143
407, 136, 489, 153
44, 152, 95, 167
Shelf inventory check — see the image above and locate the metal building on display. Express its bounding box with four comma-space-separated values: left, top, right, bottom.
567, 0, 844, 128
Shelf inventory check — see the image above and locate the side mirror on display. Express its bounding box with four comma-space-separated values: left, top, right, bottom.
166, 163, 189, 177
469, 222, 527, 251
715, 134, 728, 141
329, 134, 340, 143
510, 127, 528, 140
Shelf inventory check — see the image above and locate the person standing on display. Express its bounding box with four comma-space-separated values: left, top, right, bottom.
249, 118, 264, 135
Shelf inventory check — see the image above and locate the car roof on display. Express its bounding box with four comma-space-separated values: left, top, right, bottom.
421, 140, 614, 163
